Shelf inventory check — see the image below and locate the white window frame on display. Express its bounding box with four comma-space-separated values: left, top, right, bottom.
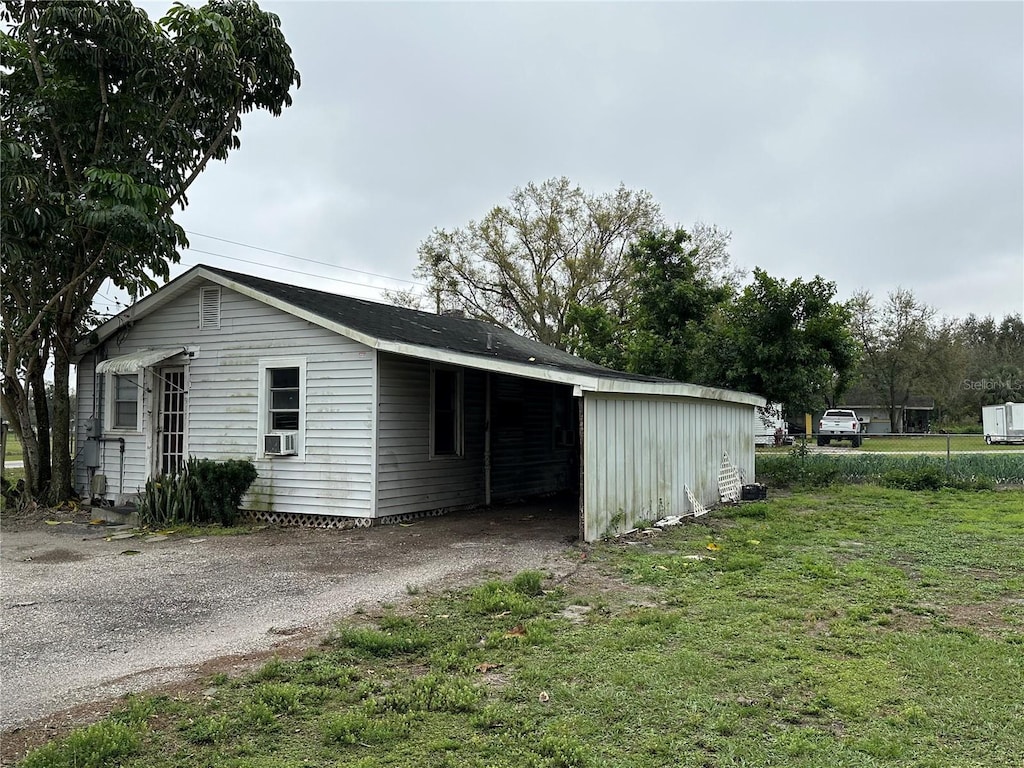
104, 372, 143, 433
258, 357, 306, 460
430, 365, 464, 459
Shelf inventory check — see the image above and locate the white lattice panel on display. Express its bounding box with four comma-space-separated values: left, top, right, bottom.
685, 485, 709, 517
718, 452, 741, 503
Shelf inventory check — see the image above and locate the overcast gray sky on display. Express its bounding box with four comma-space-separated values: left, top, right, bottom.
113, 0, 1024, 322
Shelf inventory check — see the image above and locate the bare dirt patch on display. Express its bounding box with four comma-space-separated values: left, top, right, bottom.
19, 548, 86, 565
943, 600, 1019, 635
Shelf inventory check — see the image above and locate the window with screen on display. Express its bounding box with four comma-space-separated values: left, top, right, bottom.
268, 366, 300, 430
111, 374, 139, 430
258, 357, 306, 459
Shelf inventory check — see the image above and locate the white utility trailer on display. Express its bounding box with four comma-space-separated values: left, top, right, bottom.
754, 403, 791, 446
982, 402, 1024, 444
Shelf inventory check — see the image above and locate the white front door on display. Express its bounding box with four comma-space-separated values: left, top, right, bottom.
156, 366, 188, 474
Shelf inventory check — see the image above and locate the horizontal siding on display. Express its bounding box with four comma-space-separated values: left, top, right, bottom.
73, 357, 95, 496
72, 355, 149, 500
75, 281, 374, 517
374, 358, 577, 516
374, 354, 485, 515
583, 394, 755, 542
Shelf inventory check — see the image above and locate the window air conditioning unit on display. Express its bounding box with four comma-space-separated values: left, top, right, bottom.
264, 432, 297, 456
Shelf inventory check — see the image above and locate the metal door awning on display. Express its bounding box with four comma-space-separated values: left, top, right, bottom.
96, 348, 187, 375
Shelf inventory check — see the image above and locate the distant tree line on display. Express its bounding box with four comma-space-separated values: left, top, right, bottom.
859, 303, 1022, 430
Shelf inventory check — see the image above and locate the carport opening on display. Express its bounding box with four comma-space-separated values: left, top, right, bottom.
484, 378, 582, 537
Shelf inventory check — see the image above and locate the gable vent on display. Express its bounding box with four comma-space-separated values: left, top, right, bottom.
199, 286, 221, 329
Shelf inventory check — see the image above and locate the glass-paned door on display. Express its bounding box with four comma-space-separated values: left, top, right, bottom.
158, 367, 187, 474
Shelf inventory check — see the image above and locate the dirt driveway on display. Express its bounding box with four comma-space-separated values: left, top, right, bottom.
0, 503, 580, 737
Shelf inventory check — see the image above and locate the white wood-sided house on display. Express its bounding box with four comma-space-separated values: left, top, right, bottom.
73, 265, 765, 541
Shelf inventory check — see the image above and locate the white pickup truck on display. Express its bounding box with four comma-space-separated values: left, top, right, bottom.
818, 409, 862, 447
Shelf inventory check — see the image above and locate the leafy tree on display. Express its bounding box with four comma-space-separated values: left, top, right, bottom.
938, 313, 1024, 424
688, 221, 746, 291
409, 177, 663, 348
849, 288, 935, 432
711, 269, 858, 417
1, 0, 300, 503
565, 228, 730, 381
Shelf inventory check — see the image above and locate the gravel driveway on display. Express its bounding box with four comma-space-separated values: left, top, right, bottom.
0, 503, 579, 734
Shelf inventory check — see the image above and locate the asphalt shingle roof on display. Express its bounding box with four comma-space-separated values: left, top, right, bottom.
203, 265, 666, 384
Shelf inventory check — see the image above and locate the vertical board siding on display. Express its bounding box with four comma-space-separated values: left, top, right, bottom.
75, 281, 375, 517
583, 393, 755, 542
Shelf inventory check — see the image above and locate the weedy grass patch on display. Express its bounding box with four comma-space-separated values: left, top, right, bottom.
18, 486, 1024, 768
757, 450, 1024, 488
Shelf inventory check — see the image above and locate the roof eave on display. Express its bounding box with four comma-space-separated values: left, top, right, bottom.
73, 266, 210, 359
76, 266, 765, 407
580, 378, 766, 406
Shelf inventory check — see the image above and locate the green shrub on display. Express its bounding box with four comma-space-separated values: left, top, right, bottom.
949, 474, 996, 491
187, 457, 258, 525
253, 682, 302, 714
756, 449, 839, 488
1, 475, 26, 511
882, 465, 943, 490
536, 732, 591, 768
757, 453, 1024, 489
182, 715, 229, 744
136, 458, 257, 527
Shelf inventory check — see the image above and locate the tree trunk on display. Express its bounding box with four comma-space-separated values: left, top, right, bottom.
29, 363, 52, 498
2, 366, 42, 501
50, 341, 76, 504
888, 381, 899, 433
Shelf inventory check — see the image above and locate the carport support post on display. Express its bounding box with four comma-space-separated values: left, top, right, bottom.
576, 391, 585, 542
484, 372, 491, 506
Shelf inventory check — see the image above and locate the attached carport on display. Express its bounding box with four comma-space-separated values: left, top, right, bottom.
395, 346, 764, 543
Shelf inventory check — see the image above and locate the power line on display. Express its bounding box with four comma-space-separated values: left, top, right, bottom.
88, 239, 428, 318
184, 230, 425, 287
180, 248, 423, 294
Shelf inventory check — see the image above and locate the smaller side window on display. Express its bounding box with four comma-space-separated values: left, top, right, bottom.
268, 367, 300, 430
258, 357, 306, 459
111, 373, 140, 430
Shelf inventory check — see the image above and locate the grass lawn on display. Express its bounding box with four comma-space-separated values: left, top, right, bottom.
2, 432, 26, 509
3, 428, 24, 462
17, 486, 1024, 768
858, 435, 1022, 452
